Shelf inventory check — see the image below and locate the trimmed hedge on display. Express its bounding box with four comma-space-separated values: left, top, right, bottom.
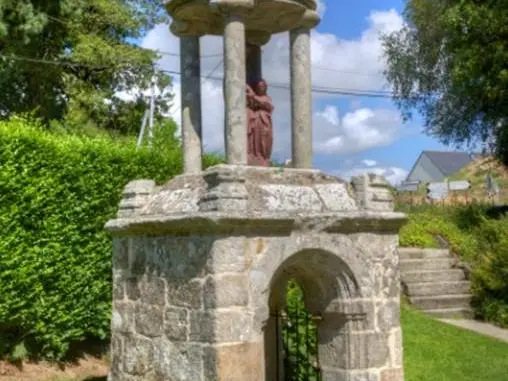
0, 117, 221, 360
399, 205, 508, 328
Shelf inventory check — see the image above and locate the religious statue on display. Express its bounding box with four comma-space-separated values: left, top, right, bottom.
246, 79, 274, 166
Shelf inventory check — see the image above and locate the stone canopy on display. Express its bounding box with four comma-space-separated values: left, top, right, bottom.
165, 0, 320, 45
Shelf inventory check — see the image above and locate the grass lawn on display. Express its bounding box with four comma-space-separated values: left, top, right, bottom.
402, 305, 508, 381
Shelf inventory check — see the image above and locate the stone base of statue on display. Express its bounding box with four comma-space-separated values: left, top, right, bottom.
106, 165, 406, 381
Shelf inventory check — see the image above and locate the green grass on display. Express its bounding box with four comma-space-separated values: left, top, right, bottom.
402, 305, 508, 381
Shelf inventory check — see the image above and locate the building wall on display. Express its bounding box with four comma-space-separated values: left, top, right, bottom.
407, 154, 445, 183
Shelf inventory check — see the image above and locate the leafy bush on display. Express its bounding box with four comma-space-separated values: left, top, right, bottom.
282, 280, 319, 381
0, 117, 221, 360
399, 205, 508, 327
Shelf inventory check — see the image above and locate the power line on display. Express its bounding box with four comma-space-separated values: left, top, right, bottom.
312, 65, 383, 77
160, 69, 394, 98
0, 53, 394, 98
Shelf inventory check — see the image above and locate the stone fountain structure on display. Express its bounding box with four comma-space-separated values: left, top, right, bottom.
105, 1, 407, 380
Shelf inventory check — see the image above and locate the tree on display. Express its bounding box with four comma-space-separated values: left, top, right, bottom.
382, 0, 508, 164
0, 0, 173, 135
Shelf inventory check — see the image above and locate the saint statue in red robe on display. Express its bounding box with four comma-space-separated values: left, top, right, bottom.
246, 80, 274, 167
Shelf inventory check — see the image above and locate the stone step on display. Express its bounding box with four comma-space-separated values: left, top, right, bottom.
424, 308, 475, 320
410, 294, 472, 311
398, 248, 450, 260
405, 281, 471, 297
400, 258, 455, 272
402, 269, 466, 284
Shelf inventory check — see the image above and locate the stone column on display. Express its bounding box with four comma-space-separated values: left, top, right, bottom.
290, 10, 320, 169
223, 12, 248, 165
180, 35, 203, 173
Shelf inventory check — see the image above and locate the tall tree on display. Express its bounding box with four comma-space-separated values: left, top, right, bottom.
0, 0, 172, 135
382, 0, 508, 163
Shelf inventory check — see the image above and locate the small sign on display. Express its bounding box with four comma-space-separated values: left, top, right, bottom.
427, 190, 448, 200
427, 182, 448, 193
449, 180, 471, 191
398, 182, 419, 192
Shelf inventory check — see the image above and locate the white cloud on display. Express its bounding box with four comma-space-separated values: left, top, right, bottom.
314, 106, 402, 155
362, 159, 377, 167
139, 6, 405, 159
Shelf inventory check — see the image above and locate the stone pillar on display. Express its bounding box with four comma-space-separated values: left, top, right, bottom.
180, 35, 203, 173
223, 12, 248, 165
290, 10, 320, 169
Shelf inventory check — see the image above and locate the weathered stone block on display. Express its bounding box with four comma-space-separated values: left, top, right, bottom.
123, 335, 154, 375
203, 342, 263, 381
110, 334, 123, 374
130, 237, 149, 275
189, 309, 252, 343
167, 278, 203, 309
135, 303, 163, 338
164, 307, 188, 341
112, 302, 135, 334
139, 275, 166, 306
125, 276, 141, 301
388, 328, 403, 367
155, 340, 203, 381
113, 272, 125, 301
204, 274, 248, 308
320, 332, 389, 370
314, 183, 357, 211
153, 237, 208, 280
376, 299, 401, 332
113, 237, 129, 271
206, 237, 247, 273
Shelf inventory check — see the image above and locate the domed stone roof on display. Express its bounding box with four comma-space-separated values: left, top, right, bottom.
165, 0, 320, 41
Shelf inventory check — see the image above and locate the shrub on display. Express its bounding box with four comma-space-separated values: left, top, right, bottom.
0, 117, 221, 360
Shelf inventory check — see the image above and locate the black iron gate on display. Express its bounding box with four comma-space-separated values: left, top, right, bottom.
274, 308, 322, 381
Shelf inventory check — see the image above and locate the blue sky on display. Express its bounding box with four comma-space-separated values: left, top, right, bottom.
138, 0, 453, 185
311, 0, 449, 181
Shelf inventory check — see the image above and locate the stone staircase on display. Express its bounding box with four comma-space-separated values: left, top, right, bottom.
399, 248, 474, 319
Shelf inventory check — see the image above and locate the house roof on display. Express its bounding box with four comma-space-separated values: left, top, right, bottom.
424, 150, 473, 177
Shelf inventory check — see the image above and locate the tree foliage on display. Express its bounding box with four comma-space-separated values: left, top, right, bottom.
382, 0, 508, 162
0, 0, 171, 135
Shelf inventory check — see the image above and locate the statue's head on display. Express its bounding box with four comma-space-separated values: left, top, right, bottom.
254, 80, 268, 95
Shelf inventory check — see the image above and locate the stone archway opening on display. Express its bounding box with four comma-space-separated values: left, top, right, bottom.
263, 249, 360, 381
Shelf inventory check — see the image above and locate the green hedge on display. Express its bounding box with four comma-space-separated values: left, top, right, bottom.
0, 117, 221, 360
399, 205, 508, 328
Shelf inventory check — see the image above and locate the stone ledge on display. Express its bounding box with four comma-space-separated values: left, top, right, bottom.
105, 211, 407, 236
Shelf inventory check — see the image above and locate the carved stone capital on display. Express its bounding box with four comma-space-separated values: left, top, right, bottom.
246, 30, 271, 46
297, 9, 321, 29
170, 19, 208, 37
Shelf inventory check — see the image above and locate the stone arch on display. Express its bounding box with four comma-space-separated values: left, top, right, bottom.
248, 234, 372, 332
251, 243, 377, 381
267, 248, 361, 315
